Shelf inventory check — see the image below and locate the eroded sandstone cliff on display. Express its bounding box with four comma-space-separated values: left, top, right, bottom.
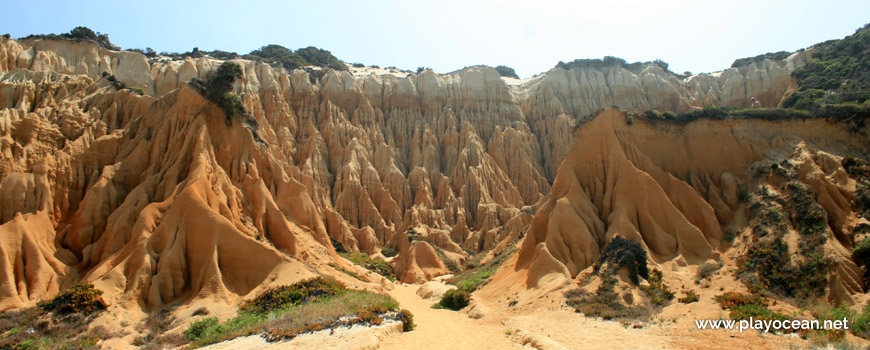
486, 108, 869, 305
0, 36, 821, 311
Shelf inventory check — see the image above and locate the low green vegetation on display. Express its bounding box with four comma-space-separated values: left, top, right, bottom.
448, 243, 519, 293
678, 290, 699, 304
133, 305, 186, 349
38, 283, 106, 315
714, 292, 870, 342
842, 156, 870, 219
853, 237, 870, 266
184, 277, 405, 347
329, 263, 363, 280
398, 309, 416, 331
1, 284, 112, 350
239, 277, 344, 314
741, 237, 829, 299
555, 56, 674, 76
713, 292, 790, 331
380, 247, 397, 258
730, 51, 791, 68
432, 289, 470, 311
564, 275, 650, 321
737, 163, 831, 301
853, 305, 870, 339
339, 251, 396, 281
565, 237, 669, 321
638, 269, 674, 306
634, 104, 869, 129
785, 24, 870, 111
695, 261, 721, 284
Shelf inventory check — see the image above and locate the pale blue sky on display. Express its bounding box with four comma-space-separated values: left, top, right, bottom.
3, 0, 869, 78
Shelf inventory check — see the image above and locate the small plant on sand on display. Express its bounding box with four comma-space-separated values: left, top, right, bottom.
695, 261, 721, 283
398, 309, 415, 331
678, 290, 700, 304
639, 269, 674, 306
38, 283, 106, 316
433, 289, 470, 311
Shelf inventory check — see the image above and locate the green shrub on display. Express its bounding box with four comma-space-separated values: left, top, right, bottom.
189, 61, 246, 123
399, 309, 415, 331
380, 247, 397, 258
564, 275, 649, 321
731, 51, 791, 68
853, 238, 870, 265
593, 236, 648, 284
729, 304, 788, 324
678, 290, 699, 304
639, 269, 674, 305
205, 62, 243, 101
217, 92, 245, 120
741, 238, 829, 299
61, 26, 118, 50
185, 317, 221, 341
434, 289, 470, 311
494, 65, 519, 79
247, 45, 344, 71
190, 289, 398, 346
853, 303, 870, 339
713, 292, 768, 309
358, 310, 383, 325
555, 56, 674, 75
240, 277, 345, 314
843, 156, 870, 218
339, 252, 396, 281
38, 283, 105, 316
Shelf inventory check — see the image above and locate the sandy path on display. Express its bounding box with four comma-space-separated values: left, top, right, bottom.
379, 284, 523, 350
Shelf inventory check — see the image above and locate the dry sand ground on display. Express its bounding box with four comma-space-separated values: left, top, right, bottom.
200, 278, 868, 350
379, 283, 523, 349
378, 280, 853, 350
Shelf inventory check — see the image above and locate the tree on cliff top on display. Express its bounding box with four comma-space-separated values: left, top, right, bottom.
247, 44, 345, 71
22, 26, 119, 51
495, 65, 519, 79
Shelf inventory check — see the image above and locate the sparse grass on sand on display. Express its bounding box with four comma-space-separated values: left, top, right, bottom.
185, 278, 401, 348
